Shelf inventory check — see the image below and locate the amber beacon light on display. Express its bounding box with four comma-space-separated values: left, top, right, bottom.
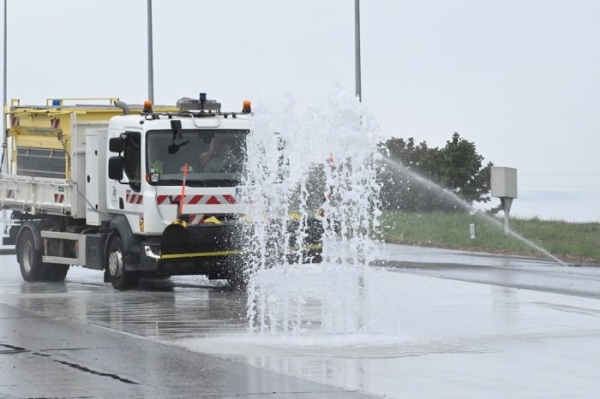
242, 100, 252, 113
143, 100, 153, 113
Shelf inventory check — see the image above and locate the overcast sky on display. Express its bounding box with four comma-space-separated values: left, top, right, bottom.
2, 0, 599, 221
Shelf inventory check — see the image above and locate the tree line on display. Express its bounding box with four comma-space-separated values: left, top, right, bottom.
299, 132, 496, 214
378, 132, 494, 213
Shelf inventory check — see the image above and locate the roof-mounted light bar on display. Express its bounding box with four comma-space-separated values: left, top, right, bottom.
177, 93, 221, 113
175, 92, 251, 116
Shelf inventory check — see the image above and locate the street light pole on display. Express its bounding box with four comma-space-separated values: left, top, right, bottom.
147, 0, 154, 102
2, 0, 8, 176
354, 0, 362, 101
2, 0, 6, 109
2, 0, 7, 222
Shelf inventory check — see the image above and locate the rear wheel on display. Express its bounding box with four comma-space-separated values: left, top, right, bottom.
17, 228, 44, 282
17, 225, 70, 283
107, 235, 139, 290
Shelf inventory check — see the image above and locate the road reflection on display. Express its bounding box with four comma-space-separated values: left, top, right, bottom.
10, 271, 249, 341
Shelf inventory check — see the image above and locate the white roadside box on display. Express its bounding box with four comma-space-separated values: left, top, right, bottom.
491, 166, 517, 234
491, 167, 518, 198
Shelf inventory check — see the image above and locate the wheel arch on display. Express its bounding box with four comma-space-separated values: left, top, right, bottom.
107, 215, 136, 254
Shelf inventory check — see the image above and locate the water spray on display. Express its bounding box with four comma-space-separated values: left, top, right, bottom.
382, 157, 568, 267
243, 91, 385, 335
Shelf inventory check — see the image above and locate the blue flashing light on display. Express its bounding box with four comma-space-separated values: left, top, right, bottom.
52, 99, 61, 106
199, 93, 207, 102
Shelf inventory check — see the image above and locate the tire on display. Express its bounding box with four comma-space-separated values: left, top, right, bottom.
16, 227, 44, 282
43, 264, 70, 282
17, 224, 70, 283
106, 235, 139, 290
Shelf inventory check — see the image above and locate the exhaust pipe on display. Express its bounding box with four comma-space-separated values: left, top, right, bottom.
113, 100, 131, 115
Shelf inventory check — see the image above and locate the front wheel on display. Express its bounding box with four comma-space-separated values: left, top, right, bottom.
106, 235, 139, 290
43, 264, 70, 282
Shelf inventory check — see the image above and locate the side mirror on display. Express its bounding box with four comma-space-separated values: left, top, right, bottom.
109, 137, 125, 153
108, 156, 124, 180
168, 120, 189, 154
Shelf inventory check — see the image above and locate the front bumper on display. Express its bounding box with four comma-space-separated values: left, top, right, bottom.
143, 218, 324, 278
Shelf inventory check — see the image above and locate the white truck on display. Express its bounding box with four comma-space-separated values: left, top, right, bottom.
0, 94, 323, 289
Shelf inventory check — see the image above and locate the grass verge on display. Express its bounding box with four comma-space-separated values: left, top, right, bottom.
380, 211, 600, 264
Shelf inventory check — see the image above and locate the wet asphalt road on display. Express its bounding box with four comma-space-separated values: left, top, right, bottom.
1, 244, 600, 398
0, 263, 375, 398
378, 244, 600, 299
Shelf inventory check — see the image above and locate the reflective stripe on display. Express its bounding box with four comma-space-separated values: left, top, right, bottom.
126, 191, 143, 204
160, 244, 322, 260
161, 249, 247, 259
189, 214, 204, 225
156, 194, 236, 205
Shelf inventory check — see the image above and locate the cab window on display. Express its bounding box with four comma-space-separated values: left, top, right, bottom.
123, 132, 141, 188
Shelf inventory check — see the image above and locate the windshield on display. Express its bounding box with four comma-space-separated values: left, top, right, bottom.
146, 129, 248, 187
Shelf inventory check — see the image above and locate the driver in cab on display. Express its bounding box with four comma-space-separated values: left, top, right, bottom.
200, 140, 238, 172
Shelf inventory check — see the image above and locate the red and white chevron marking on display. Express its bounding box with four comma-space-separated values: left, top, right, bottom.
50, 119, 60, 129
156, 194, 236, 206
6, 189, 14, 199
54, 193, 65, 203
126, 191, 143, 204
188, 214, 205, 225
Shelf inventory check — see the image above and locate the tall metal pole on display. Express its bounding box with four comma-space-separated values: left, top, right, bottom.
147, 0, 154, 102
2, 0, 6, 108
2, 0, 8, 175
2, 0, 7, 222
354, 0, 362, 101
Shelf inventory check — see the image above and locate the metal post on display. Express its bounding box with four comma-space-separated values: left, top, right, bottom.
2, 0, 7, 174
147, 0, 154, 102
354, 0, 362, 101
501, 197, 513, 234
2, 0, 6, 109
2, 0, 7, 221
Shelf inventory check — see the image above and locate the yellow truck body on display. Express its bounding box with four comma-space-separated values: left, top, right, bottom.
6, 98, 177, 179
